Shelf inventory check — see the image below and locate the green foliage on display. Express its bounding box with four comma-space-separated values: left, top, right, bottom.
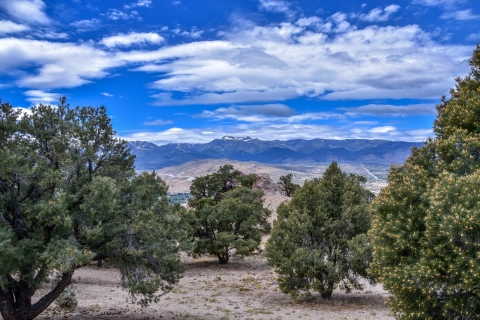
188, 164, 243, 205
266, 161, 374, 300
369, 44, 480, 319
237, 173, 257, 189
0, 99, 184, 320
54, 285, 78, 311
167, 192, 192, 204
185, 166, 270, 264
278, 173, 299, 197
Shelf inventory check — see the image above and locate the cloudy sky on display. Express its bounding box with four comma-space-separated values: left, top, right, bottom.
0, 0, 478, 144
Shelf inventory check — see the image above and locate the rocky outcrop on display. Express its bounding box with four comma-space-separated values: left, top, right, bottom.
252, 173, 290, 223
252, 173, 282, 195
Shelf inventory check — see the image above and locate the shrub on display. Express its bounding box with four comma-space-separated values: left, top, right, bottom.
55, 285, 78, 311
266, 161, 374, 299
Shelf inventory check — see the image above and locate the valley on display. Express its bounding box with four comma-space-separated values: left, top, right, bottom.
141, 158, 389, 195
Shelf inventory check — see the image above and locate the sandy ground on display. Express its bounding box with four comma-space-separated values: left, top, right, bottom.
34, 254, 393, 320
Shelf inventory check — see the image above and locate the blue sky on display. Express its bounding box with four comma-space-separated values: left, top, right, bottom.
0, 0, 478, 144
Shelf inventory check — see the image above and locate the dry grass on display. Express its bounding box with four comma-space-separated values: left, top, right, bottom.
35, 255, 393, 320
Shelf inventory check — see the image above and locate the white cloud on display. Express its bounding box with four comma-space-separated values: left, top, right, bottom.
369, 125, 396, 133
150, 89, 301, 106
295, 16, 321, 27
101, 92, 113, 97
70, 18, 101, 31
23, 90, 61, 104
124, 0, 152, 9
258, 0, 295, 18
13, 106, 33, 117
197, 103, 436, 124
198, 104, 296, 122
124, 23, 469, 105
440, 9, 480, 20
143, 119, 173, 125
327, 12, 355, 33
339, 104, 436, 116
0, 0, 50, 25
100, 32, 164, 48
0, 20, 29, 35
467, 33, 480, 41
172, 27, 203, 38
105, 9, 139, 20
359, 5, 401, 22
412, 0, 465, 7
0, 38, 119, 89
120, 122, 432, 144
287, 112, 346, 122
0, 17, 471, 105
32, 29, 69, 39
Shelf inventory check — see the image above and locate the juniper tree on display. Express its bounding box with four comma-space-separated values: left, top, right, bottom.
369, 44, 480, 319
185, 166, 271, 264
266, 161, 374, 299
278, 173, 299, 197
0, 99, 184, 320
188, 164, 241, 205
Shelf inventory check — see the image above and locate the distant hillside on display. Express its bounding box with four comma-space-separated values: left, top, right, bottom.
128, 136, 420, 170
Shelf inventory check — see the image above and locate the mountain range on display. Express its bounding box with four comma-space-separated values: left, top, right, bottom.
128, 136, 420, 170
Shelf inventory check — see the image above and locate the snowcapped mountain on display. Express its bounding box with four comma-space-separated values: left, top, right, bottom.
128, 137, 419, 170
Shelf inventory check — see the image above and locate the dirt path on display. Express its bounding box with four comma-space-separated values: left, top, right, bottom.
35, 255, 393, 320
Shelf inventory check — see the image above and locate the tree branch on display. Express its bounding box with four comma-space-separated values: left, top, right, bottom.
23, 272, 73, 320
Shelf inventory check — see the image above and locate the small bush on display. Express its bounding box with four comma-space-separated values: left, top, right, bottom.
55, 285, 78, 311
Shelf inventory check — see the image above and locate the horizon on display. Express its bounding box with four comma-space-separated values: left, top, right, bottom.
131, 134, 422, 146
0, 0, 478, 144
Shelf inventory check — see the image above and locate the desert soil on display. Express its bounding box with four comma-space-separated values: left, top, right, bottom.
35, 254, 393, 320
150, 158, 389, 194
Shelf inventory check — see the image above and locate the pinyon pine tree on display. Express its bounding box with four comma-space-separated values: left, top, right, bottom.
185, 165, 271, 264
266, 161, 374, 299
369, 44, 480, 319
0, 99, 184, 320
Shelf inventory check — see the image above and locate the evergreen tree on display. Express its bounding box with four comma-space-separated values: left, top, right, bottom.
278, 173, 299, 197
369, 44, 480, 319
0, 99, 184, 320
266, 161, 374, 299
185, 166, 271, 264
188, 164, 242, 205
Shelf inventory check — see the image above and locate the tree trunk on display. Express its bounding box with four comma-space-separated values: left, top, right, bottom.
218, 255, 229, 264
0, 272, 73, 320
97, 259, 103, 268
321, 291, 333, 300
321, 281, 335, 300
217, 248, 229, 264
